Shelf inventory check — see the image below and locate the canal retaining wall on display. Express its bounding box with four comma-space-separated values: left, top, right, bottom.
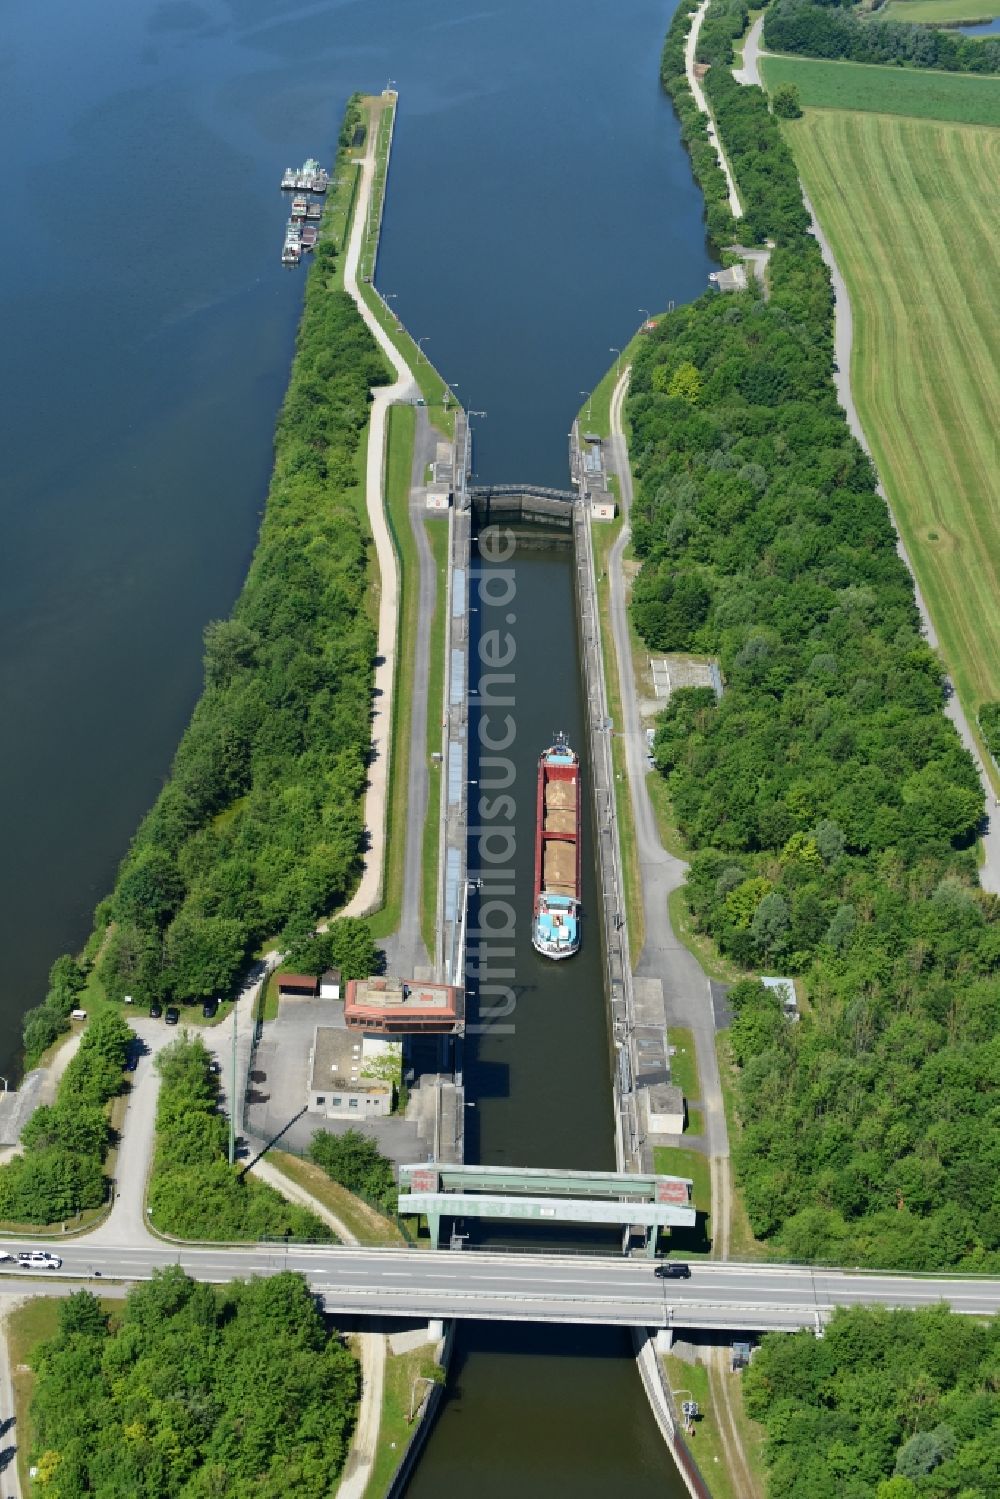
569, 424, 642, 1174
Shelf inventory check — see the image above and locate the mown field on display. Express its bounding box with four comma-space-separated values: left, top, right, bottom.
761, 54, 1000, 123
884, 0, 999, 22
787, 108, 1000, 726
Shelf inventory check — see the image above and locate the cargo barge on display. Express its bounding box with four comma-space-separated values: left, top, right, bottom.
532, 734, 582, 959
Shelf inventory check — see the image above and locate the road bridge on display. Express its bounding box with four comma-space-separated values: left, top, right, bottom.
4, 1242, 998, 1333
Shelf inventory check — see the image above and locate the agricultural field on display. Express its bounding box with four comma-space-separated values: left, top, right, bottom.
786, 108, 1000, 727
883, 0, 998, 22
761, 54, 1000, 123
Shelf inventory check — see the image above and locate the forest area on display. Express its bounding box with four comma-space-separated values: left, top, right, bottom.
650, 0, 1000, 1270
25, 1269, 359, 1497
764, 0, 1000, 72
744, 1306, 1000, 1498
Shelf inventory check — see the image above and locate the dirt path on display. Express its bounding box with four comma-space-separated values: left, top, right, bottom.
709, 1347, 762, 1499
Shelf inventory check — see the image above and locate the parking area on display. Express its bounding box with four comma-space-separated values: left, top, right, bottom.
243, 996, 426, 1166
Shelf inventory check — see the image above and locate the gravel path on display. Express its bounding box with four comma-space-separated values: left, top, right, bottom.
606, 370, 732, 1212
341, 106, 418, 920
686, 0, 743, 219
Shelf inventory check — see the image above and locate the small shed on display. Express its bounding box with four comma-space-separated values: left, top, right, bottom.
307, 1028, 393, 1120
426, 491, 451, 511
320, 968, 342, 1001
645, 1083, 686, 1135
709, 264, 747, 294
761, 975, 798, 1020
276, 972, 319, 999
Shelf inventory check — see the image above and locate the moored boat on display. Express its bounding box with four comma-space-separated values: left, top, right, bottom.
532, 734, 582, 959
280, 167, 297, 190
290, 195, 309, 219
300, 225, 318, 250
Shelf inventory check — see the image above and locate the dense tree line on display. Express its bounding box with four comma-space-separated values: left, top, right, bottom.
765, 0, 1000, 74
282, 915, 379, 979
28, 1268, 358, 1497
20, 954, 87, 1068
76, 131, 389, 1024
308, 1127, 398, 1214
744, 1306, 1000, 1498
640, 1, 1000, 1269
660, 2, 739, 247
979, 703, 1000, 764
0, 1009, 131, 1224
148, 1036, 331, 1241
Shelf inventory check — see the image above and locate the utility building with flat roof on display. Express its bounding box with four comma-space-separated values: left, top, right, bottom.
344, 976, 463, 1035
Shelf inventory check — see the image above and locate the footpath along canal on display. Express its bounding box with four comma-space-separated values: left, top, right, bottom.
1, 0, 716, 1493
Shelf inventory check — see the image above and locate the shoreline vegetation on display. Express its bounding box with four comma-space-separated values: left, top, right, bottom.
651, 0, 1000, 1273
20, 98, 392, 1066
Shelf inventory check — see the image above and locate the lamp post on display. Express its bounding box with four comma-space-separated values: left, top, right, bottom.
417, 336, 430, 362
0, 1076, 8, 1093
580, 389, 593, 424
610, 346, 622, 378
639, 306, 650, 324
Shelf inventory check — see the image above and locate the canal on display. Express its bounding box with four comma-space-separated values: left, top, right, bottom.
1, 0, 714, 1491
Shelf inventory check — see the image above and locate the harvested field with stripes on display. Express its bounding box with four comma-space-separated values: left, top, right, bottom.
788, 110, 1000, 729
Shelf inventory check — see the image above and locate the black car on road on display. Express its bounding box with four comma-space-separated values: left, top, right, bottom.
654, 1262, 691, 1279
165, 1006, 180, 1025
149, 1001, 163, 1019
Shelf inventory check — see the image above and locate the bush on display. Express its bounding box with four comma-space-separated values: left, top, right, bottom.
635, 0, 998, 1270
0, 1010, 131, 1224
772, 82, 803, 118
764, 0, 1000, 74
308, 1128, 397, 1213
27, 1268, 359, 1496
149, 1036, 331, 1241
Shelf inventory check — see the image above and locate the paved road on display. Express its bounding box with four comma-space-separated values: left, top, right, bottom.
0, 1301, 22, 1499
685, 0, 742, 219
606, 370, 732, 1255
85, 1018, 175, 1248
2, 1244, 998, 1331
341, 105, 418, 920
732, 14, 765, 86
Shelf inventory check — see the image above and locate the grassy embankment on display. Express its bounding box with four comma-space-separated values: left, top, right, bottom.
9, 1297, 63, 1493
761, 53, 1000, 123
269, 1148, 405, 1245
660, 1353, 767, 1499
361, 1345, 445, 1499
578, 332, 647, 965
884, 0, 998, 23
347, 92, 456, 953
767, 85, 1000, 785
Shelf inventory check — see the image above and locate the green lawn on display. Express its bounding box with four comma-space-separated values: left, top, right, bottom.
786, 109, 1000, 777
653, 1144, 713, 1254
662, 1355, 740, 1499
361, 1345, 444, 1499
884, 0, 998, 21
268, 1150, 405, 1245
421, 517, 450, 957
761, 54, 1000, 124
368, 403, 416, 941
667, 1026, 701, 1102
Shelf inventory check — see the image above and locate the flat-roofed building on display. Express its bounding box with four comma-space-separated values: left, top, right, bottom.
344, 976, 463, 1035
306, 1027, 393, 1119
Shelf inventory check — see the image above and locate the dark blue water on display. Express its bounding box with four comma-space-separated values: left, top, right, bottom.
0, 0, 712, 1074
1, 1, 711, 1491
955, 14, 1000, 31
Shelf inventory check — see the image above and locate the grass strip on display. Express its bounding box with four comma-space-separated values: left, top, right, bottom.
761, 54, 1000, 124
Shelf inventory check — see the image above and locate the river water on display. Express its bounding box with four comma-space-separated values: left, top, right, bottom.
1, 0, 713, 1489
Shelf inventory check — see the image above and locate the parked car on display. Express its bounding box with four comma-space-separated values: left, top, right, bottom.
654, 1262, 691, 1279
165, 1006, 180, 1026
18, 1251, 62, 1270
0, 1252, 14, 1264
202, 998, 218, 1020
149, 1001, 163, 1019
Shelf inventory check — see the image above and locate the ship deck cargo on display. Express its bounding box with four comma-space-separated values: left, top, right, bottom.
532, 734, 582, 959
